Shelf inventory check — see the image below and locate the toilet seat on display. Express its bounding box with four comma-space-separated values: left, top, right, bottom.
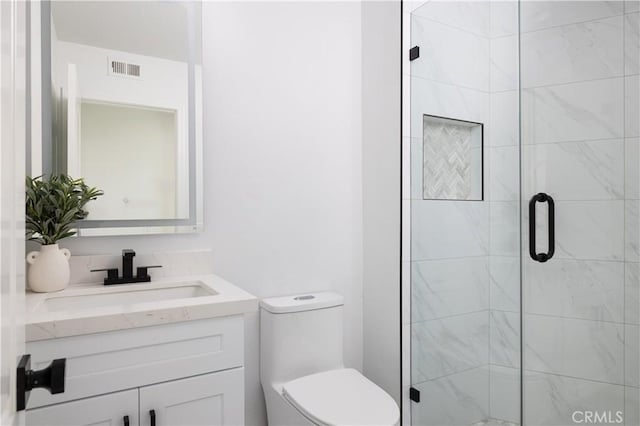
282, 368, 400, 426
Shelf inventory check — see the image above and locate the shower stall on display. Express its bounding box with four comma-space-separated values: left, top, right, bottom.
403, 1, 640, 425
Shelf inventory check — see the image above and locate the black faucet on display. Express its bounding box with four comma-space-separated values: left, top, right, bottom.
91, 249, 162, 285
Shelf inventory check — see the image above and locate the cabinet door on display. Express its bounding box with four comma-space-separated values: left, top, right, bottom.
139, 368, 244, 426
26, 389, 138, 426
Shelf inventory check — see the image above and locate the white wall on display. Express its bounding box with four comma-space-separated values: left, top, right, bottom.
56, 2, 364, 425
361, 0, 401, 404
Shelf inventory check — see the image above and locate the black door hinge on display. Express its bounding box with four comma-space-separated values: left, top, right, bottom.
409, 46, 420, 61
410, 386, 420, 403
16, 354, 66, 411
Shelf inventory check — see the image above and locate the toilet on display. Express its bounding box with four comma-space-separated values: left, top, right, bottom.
260, 292, 400, 426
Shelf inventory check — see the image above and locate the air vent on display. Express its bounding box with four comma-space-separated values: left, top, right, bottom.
109, 59, 141, 78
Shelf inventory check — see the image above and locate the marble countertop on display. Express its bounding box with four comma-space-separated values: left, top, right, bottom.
26, 274, 258, 342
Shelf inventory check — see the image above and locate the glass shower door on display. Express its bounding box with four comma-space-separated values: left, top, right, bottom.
520, 1, 639, 425
408, 1, 521, 425
408, 1, 640, 425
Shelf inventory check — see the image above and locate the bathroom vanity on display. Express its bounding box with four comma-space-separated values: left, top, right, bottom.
23, 275, 257, 426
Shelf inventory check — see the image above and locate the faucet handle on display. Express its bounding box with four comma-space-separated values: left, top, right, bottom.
90, 268, 119, 283
136, 265, 162, 279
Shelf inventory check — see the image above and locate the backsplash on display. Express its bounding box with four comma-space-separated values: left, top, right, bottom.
68, 250, 214, 286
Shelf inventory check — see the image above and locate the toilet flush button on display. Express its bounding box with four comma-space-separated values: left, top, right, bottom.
294, 295, 315, 301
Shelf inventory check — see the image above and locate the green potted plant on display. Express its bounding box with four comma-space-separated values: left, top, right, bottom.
25, 175, 103, 292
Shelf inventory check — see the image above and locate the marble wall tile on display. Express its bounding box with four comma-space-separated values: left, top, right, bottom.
410, 137, 422, 200
626, 386, 639, 426
402, 386, 411, 426
490, 35, 518, 92
489, 146, 519, 201
520, 1, 624, 33
625, 12, 639, 75
411, 311, 489, 382
626, 262, 640, 324
521, 78, 624, 144
525, 315, 624, 384
490, 202, 520, 257
403, 322, 411, 387
524, 371, 625, 426
626, 75, 639, 137
411, 15, 490, 91
490, 1, 518, 38
523, 139, 624, 201
411, 257, 489, 322
490, 310, 520, 368
524, 259, 624, 322
412, 1, 490, 37
521, 16, 623, 88
626, 324, 639, 387
412, 367, 489, 426
625, 139, 640, 199
489, 365, 520, 423
402, 137, 411, 200
627, 201, 640, 261
404, 1, 428, 15
403, 63, 411, 135
402, 261, 411, 325
402, 199, 411, 262
489, 90, 519, 147
523, 200, 624, 261
411, 200, 489, 260
411, 76, 489, 139
490, 256, 520, 313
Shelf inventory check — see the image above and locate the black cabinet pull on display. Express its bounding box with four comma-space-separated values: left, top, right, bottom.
16, 354, 66, 411
123, 415, 130, 426
529, 192, 555, 263
150, 409, 156, 426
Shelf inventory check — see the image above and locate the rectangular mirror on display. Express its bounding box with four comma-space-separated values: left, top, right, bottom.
31, 0, 203, 236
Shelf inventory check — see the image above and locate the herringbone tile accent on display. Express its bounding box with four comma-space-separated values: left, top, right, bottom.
423, 117, 475, 200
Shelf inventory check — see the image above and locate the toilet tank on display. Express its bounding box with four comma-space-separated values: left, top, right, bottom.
260, 292, 344, 388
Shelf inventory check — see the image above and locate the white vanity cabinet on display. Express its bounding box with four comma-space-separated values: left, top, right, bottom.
25, 315, 246, 426
139, 369, 244, 426
28, 389, 140, 426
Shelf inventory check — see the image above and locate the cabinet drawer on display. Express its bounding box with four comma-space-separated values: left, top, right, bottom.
26, 315, 244, 408
139, 368, 244, 426
27, 388, 139, 426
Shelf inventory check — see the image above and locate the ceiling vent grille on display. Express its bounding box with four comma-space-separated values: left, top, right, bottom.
109, 59, 141, 78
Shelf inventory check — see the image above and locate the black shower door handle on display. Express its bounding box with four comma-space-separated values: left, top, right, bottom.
529, 192, 555, 263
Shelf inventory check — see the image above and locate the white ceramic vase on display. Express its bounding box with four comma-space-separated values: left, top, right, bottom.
26, 244, 71, 293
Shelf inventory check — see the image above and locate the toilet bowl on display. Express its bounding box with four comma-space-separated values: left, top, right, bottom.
260, 292, 400, 426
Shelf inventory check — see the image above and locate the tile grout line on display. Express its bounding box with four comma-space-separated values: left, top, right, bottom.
411, 11, 491, 39
411, 308, 491, 324
523, 367, 627, 388
519, 12, 627, 36
413, 364, 490, 387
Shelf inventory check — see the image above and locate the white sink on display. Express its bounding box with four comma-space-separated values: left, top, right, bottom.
42, 281, 217, 312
